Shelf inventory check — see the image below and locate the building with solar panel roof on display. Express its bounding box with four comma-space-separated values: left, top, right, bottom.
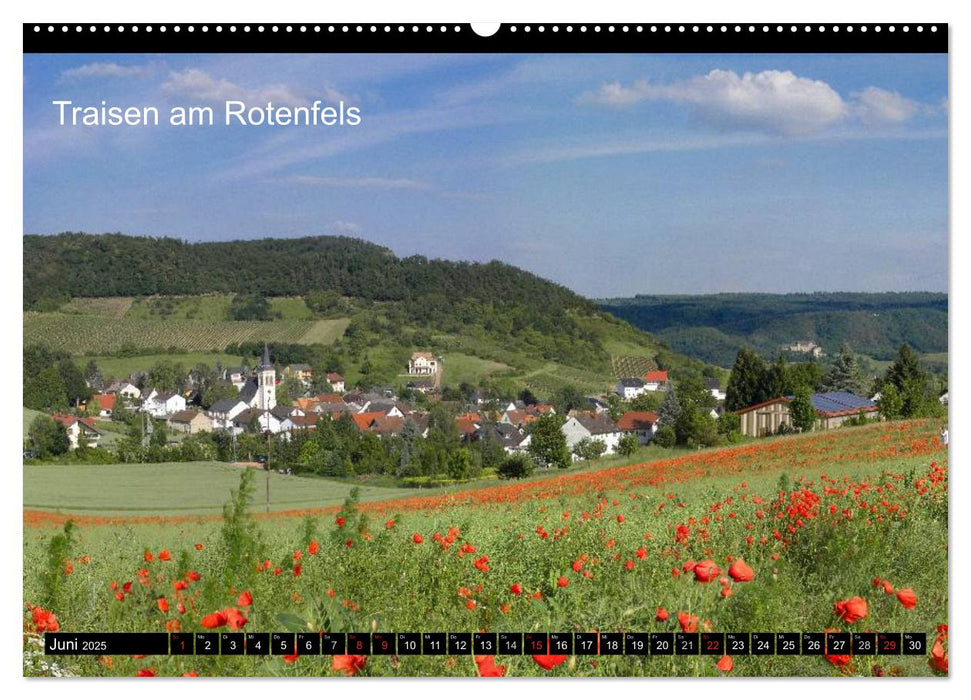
737, 391, 879, 437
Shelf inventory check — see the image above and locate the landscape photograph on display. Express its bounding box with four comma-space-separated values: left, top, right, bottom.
22, 51, 948, 677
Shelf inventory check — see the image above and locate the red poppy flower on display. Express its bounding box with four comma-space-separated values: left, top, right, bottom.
308, 540, 319, 555
510, 583, 523, 595
474, 556, 490, 572
412, 533, 424, 544
156, 597, 169, 613
143, 551, 154, 563
200, 611, 227, 628
896, 588, 917, 609
656, 607, 669, 622
693, 560, 721, 583
720, 586, 733, 598
183, 670, 198, 676
625, 560, 636, 571
294, 564, 302, 577
165, 619, 181, 633
532, 654, 568, 670
283, 653, 299, 664
159, 549, 171, 561
187, 571, 201, 581
223, 607, 248, 630
636, 546, 647, 560
465, 599, 477, 610
114, 591, 125, 602
475, 655, 506, 677
678, 611, 699, 633
177, 602, 186, 615
332, 654, 367, 676
31, 606, 59, 633
237, 591, 253, 607
335, 516, 346, 527
557, 576, 569, 588
834, 596, 868, 624
135, 668, 156, 677
385, 519, 395, 529
122, 581, 133, 593
345, 540, 353, 548
194, 543, 204, 550
617, 514, 625, 523
716, 655, 733, 673
930, 638, 948, 674
728, 559, 755, 583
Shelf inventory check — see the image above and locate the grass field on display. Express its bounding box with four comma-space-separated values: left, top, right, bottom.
23, 462, 406, 516
23, 421, 948, 677
440, 353, 513, 386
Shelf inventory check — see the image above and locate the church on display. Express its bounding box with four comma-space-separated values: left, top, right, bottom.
237, 344, 277, 411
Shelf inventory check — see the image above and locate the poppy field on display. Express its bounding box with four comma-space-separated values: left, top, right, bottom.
23, 420, 948, 677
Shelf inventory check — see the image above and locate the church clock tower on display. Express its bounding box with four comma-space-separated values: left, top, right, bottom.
257, 343, 276, 411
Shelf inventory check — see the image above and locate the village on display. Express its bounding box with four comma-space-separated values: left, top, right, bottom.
37, 341, 902, 471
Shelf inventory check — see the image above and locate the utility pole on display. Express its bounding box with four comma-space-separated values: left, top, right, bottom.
265, 428, 271, 513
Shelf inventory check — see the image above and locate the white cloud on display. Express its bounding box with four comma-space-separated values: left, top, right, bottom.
583, 69, 848, 135
162, 68, 348, 108
287, 175, 431, 190
851, 87, 921, 125
59, 62, 155, 81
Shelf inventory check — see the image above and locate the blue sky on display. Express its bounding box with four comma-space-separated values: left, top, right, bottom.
23, 53, 947, 297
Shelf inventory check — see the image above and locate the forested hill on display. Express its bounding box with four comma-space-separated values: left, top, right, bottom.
24, 233, 596, 315
599, 292, 948, 367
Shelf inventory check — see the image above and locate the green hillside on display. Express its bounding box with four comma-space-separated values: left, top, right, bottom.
24, 233, 711, 396
600, 292, 947, 369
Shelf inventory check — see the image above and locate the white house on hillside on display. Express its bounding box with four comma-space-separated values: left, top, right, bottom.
615, 378, 648, 400
408, 351, 438, 375
562, 413, 625, 457
141, 389, 187, 418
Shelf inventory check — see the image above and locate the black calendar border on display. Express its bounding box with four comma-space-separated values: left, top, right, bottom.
24, 23, 947, 54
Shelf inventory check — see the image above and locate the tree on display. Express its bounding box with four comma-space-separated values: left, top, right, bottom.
553, 386, 587, 415
84, 359, 103, 392
788, 361, 824, 394
24, 366, 69, 411
498, 453, 535, 479
28, 415, 70, 458
725, 348, 768, 411
573, 438, 607, 461
527, 413, 570, 469
57, 359, 91, 406
788, 386, 817, 432
617, 434, 639, 457
762, 354, 789, 400
821, 344, 869, 396
883, 344, 939, 418
653, 425, 676, 448
877, 383, 903, 420
657, 387, 682, 429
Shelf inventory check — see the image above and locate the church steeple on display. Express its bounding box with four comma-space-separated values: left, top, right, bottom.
256, 343, 276, 410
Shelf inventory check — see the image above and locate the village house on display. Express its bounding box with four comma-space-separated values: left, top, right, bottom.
207, 398, 249, 430
492, 422, 531, 454
231, 408, 283, 435
615, 377, 649, 401
106, 380, 141, 400
167, 409, 212, 435
283, 363, 314, 385
616, 410, 659, 444
89, 393, 117, 418
737, 391, 879, 437
706, 377, 726, 402
141, 389, 187, 418
326, 372, 345, 393
643, 370, 669, 391
408, 351, 438, 375
562, 413, 625, 457
51, 414, 101, 450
